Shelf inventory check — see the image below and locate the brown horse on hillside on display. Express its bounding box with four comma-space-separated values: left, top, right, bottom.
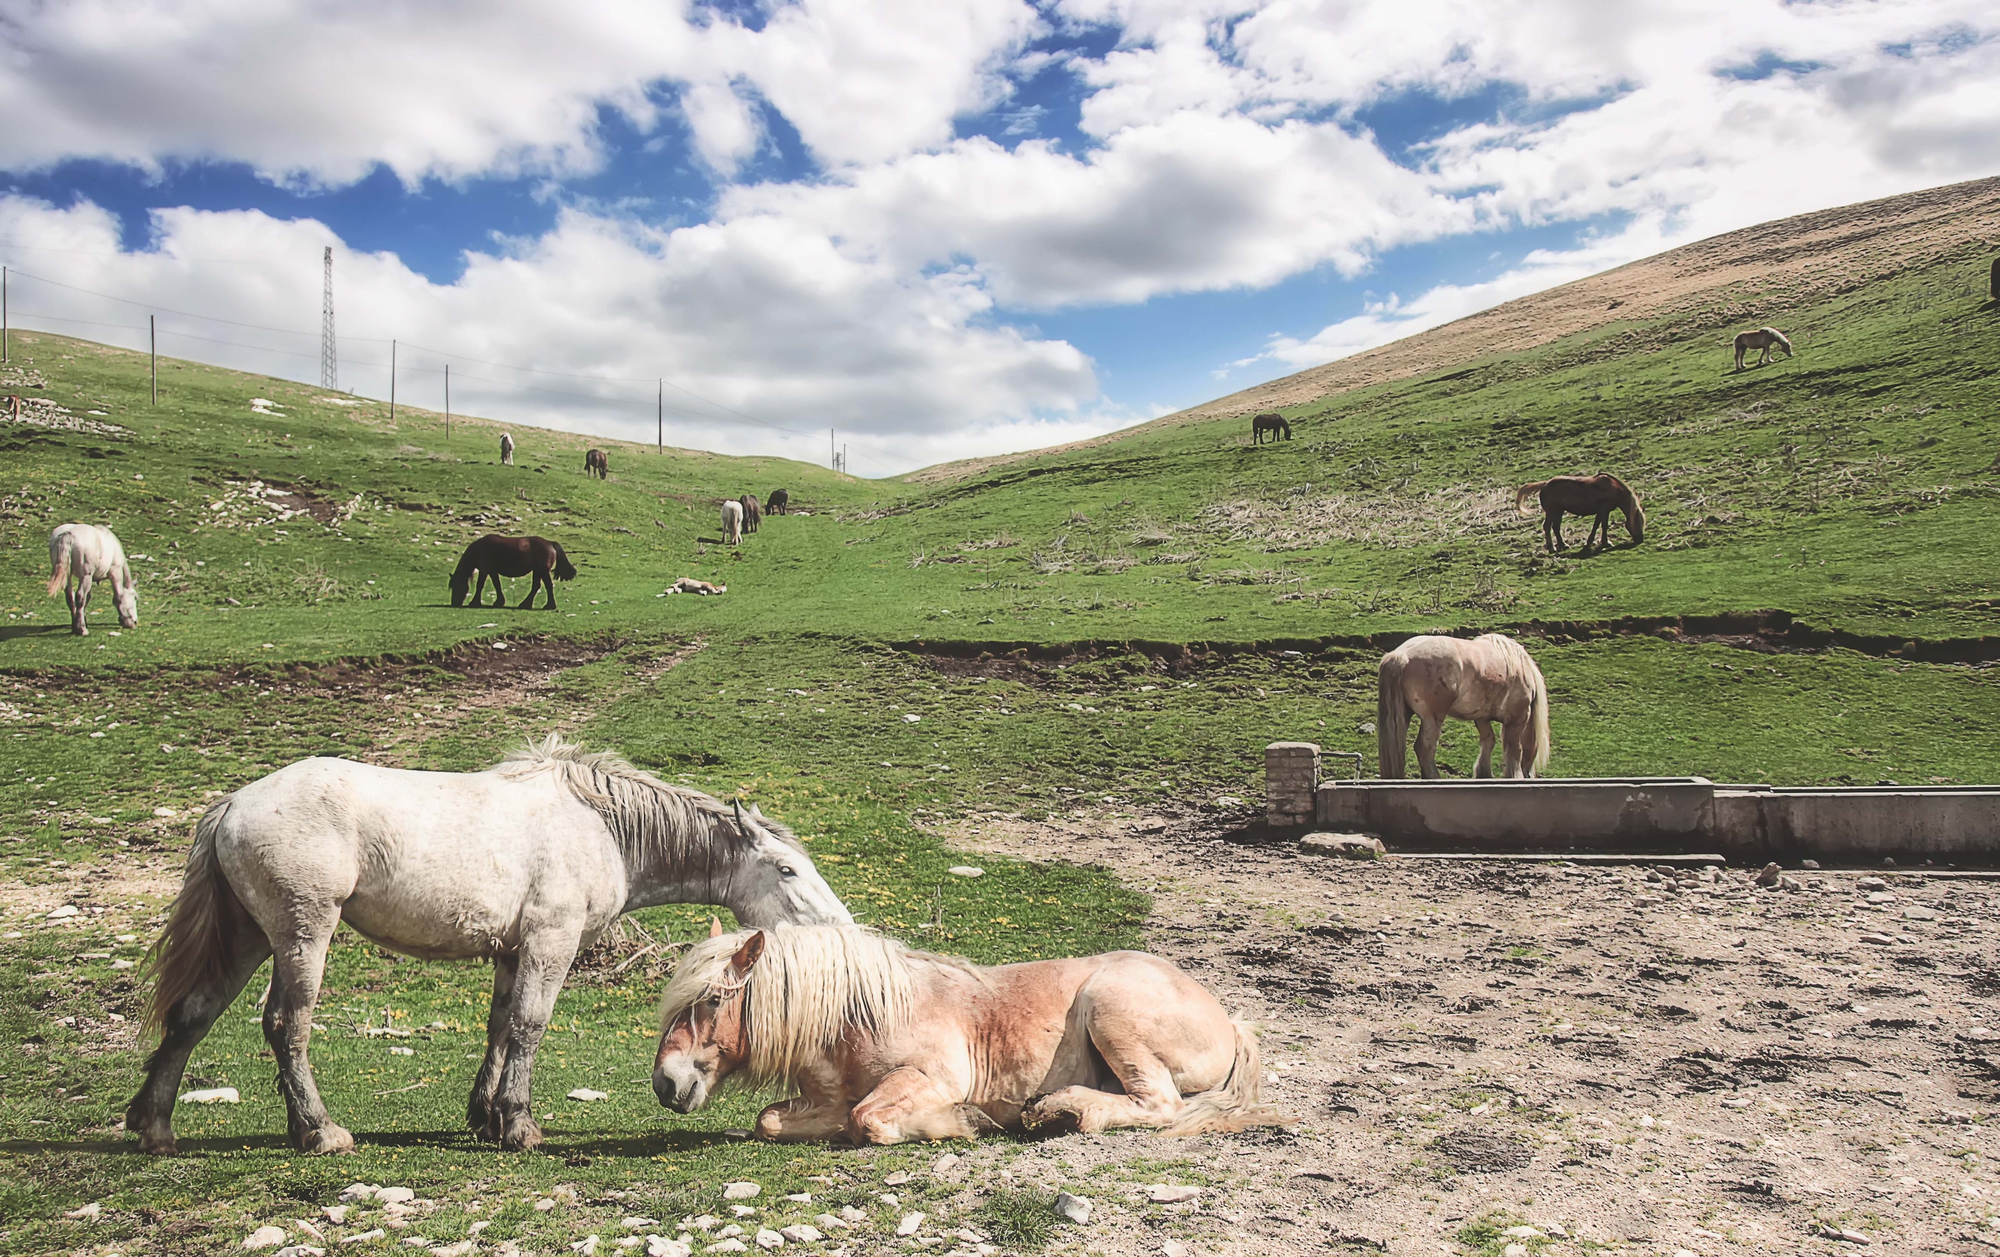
739, 494, 763, 534
450, 534, 577, 609
585, 448, 609, 479
765, 488, 789, 516
1515, 473, 1644, 553
1251, 413, 1292, 444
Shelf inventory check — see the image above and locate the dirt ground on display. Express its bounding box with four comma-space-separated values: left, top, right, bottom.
940, 808, 2000, 1257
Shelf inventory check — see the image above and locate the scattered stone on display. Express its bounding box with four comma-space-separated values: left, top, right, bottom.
1905, 906, 1938, 921
65, 1202, 102, 1219
1860, 933, 1896, 946
1144, 1184, 1202, 1204
388, 1046, 415, 1056
722, 1182, 762, 1200
1720, 1098, 1750, 1109
1802, 859, 1821, 869
815, 1214, 844, 1231
778, 1226, 822, 1244
1300, 832, 1385, 860
704, 1241, 748, 1255
1865, 891, 1895, 904
896, 1213, 925, 1236
884, 1171, 912, 1186
1754, 863, 1781, 887
246, 1228, 290, 1250
572, 1239, 600, 1257
645, 1238, 692, 1257
838, 1206, 867, 1224
933, 1153, 960, 1174
1163, 1241, 1190, 1257
46, 904, 80, 920
753, 1230, 783, 1250
376, 1188, 414, 1205
1054, 1193, 1093, 1224
340, 1231, 387, 1246
276, 1247, 326, 1257
181, 1087, 241, 1104
946, 866, 983, 878
1817, 1224, 1871, 1244
431, 1244, 473, 1257
1857, 877, 1888, 891
782, 1194, 810, 1204
567, 1088, 610, 1102
1778, 875, 1804, 892
1502, 1246, 1528, 1257
715, 1227, 744, 1239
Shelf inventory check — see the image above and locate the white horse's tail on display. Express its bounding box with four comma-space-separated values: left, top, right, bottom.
1526, 662, 1552, 777
47, 529, 73, 598
1377, 654, 1409, 779
141, 798, 259, 1034
1162, 1020, 1290, 1136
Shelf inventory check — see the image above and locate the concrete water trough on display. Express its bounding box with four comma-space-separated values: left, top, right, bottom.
1265, 742, 2000, 865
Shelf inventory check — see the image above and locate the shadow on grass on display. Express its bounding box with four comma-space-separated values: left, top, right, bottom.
0, 625, 73, 641
0, 1128, 758, 1157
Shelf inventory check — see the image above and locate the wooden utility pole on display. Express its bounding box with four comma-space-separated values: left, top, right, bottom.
444, 363, 451, 439
830, 427, 836, 470
389, 339, 397, 422
657, 379, 663, 452
149, 316, 157, 405
2, 266, 8, 363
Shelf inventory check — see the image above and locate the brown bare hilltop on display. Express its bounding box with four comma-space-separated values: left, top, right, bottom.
909, 175, 2000, 485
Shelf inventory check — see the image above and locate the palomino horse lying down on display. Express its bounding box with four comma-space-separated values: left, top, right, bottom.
128, 737, 850, 1157
653, 925, 1287, 1143
1378, 633, 1550, 779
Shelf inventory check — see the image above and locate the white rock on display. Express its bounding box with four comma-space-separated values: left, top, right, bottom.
47, 905, 80, 920
896, 1213, 925, 1236
1163, 1241, 1190, 1257
572, 1237, 601, 1256
730, 1206, 758, 1218
376, 1188, 415, 1205
246, 1227, 290, 1250
877, 1194, 899, 1209
947, 866, 983, 878
837, 1206, 867, 1224
690, 1216, 719, 1231
778, 1226, 822, 1244
388, 1046, 415, 1056
933, 1153, 960, 1174
1502, 1246, 1527, 1257
276, 1247, 327, 1257
1053, 1193, 1092, 1224
815, 1213, 845, 1230
1819, 1225, 1872, 1244
431, 1244, 474, 1257
66, 1202, 103, 1219
782, 1195, 810, 1204
1145, 1184, 1202, 1203
181, 1087, 241, 1104
902, 714, 921, 723
722, 1182, 762, 1200
568, 1088, 610, 1102
645, 1238, 693, 1257
705, 1242, 749, 1255
340, 1231, 387, 1246
884, 1171, 912, 1186
1502, 1227, 1542, 1239
625, 1217, 660, 1229
754, 1230, 784, 1250
534, 1199, 557, 1212
716, 1227, 743, 1239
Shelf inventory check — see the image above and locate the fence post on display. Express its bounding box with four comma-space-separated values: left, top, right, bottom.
149, 315, 157, 405
444, 363, 450, 439
2, 266, 8, 364
389, 339, 396, 422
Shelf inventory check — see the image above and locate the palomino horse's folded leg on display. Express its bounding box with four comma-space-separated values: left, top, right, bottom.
126, 930, 272, 1155
468, 952, 519, 1137
265, 918, 353, 1154
754, 1095, 856, 1143
484, 927, 583, 1152
846, 1065, 982, 1145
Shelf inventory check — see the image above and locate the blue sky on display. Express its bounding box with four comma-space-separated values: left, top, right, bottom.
1, 0, 1994, 473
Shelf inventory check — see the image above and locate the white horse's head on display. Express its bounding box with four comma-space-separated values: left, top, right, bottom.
114, 577, 139, 629
726, 801, 852, 928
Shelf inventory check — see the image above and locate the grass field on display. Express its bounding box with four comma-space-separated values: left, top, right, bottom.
3, 198, 1999, 1255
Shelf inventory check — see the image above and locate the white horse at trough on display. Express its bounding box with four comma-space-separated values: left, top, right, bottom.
48, 523, 138, 636
1377, 633, 1551, 779
127, 736, 851, 1157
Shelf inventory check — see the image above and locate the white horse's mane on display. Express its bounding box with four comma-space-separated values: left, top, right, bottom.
658, 926, 975, 1091
500, 735, 800, 873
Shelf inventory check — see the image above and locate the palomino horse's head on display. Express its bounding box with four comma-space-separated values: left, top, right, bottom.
653, 923, 761, 1113
725, 800, 853, 928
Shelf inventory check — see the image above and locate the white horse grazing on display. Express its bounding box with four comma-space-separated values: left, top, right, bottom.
721, 498, 745, 545
1733, 327, 1792, 370
128, 736, 851, 1157
500, 432, 515, 465
1377, 633, 1550, 779
48, 523, 138, 636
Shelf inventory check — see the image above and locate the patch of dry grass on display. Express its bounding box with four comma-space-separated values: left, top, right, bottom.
1200, 483, 1519, 550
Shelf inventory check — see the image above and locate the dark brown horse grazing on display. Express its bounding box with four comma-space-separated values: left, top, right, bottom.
1515, 474, 1645, 553
739, 494, 763, 534
450, 535, 577, 609
584, 448, 609, 479
765, 488, 789, 516
1251, 413, 1292, 444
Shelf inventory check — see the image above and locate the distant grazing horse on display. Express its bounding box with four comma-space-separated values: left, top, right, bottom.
654, 925, 1285, 1144
766, 488, 789, 516
721, 499, 745, 546
1378, 633, 1550, 780
450, 534, 576, 609
1733, 327, 1792, 370
127, 736, 851, 1157
585, 448, 609, 479
500, 433, 516, 466
1515, 473, 1645, 553
739, 494, 763, 534
1251, 413, 1292, 444
48, 523, 138, 636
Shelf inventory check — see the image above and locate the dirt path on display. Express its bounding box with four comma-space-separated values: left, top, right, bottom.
941, 809, 2000, 1257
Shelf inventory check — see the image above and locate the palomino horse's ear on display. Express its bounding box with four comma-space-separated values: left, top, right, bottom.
729, 931, 766, 974
709, 916, 725, 939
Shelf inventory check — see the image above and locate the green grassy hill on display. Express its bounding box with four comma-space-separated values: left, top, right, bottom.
2, 178, 1999, 1251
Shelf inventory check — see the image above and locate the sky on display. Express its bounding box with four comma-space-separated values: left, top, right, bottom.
1, 1, 1996, 476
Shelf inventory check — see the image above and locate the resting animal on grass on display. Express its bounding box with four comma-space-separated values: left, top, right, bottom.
450, 534, 576, 609
1733, 327, 1792, 370
665, 577, 726, 595
584, 448, 609, 479
1251, 412, 1292, 444
721, 499, 744, 545
653, 924, 1287, 1144
1378, 633, 1550, 780
47, 523, 138, 636
766, 488, 789, 516
1514, 472, 1644, 553
127, 737, 851, 1156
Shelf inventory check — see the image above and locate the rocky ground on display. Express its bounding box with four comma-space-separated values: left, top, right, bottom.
939, 808, 2000, 1257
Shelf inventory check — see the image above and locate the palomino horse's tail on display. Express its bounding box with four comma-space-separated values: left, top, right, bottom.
551, 544, 578, 581
1526, 660, 1553, 777
141, 798, 258, 1034
46, 530, 73, 598
1162, 1020, 1290, 1135
1376, 654, 1409, 779
1513, 481, 1549, 516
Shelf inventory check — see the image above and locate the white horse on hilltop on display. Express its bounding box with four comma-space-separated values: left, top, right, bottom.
721, 498, 745, 545
126, 736, 852, 1158
1377, 633, 1550, 779
48, 523, 138, 636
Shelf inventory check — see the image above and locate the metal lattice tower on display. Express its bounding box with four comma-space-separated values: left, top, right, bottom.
319, 246, 338, 391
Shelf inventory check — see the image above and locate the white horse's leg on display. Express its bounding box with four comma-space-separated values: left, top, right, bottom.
1501, 715, 1530, 778
71, 571, 93, 635
126, 930, 272, 1154
468, 953, 519, 1136
1472, 720, 1496, 778
485, 927, 583, 1151
1414, 715, 1443, 779
264, 918, 353, 1153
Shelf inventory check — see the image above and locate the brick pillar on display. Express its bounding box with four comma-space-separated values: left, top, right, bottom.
1265, 742, 1320, 828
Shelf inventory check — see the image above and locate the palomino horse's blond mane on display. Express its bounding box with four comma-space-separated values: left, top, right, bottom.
658, 929, 975, 1091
